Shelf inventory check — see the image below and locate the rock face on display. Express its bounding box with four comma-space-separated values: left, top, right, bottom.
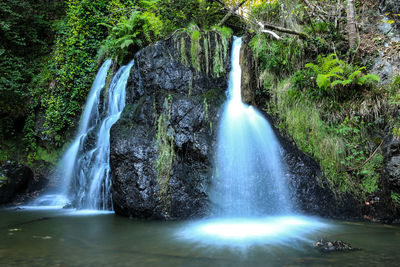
110, 31, 231, 219
239, 34, 258, 106
0, 163, 33, 204
273, 123, 363, 219
383, 136, 400, 191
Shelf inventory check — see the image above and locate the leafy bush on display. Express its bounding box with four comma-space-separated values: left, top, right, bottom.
99, 1, 164, 62
304, 54, 380, 99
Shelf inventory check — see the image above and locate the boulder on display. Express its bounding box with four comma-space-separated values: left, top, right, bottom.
0, 162, 33, 204
110, 31, 231, 219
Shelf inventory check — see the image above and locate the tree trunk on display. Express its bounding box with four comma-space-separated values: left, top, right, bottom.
347, 0, 357, 49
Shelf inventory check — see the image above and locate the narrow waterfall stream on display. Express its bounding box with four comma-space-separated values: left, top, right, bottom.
34, 59, 134, 210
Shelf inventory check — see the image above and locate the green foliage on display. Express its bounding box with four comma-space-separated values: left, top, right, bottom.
100, 1, 164, 62
0, 0, 62, 142
158, 0, 223, 31
40, 0, 115, 144
250, 34, 303, 78
392, 192, 400, 206
269, 78, 384, 197
175, 25, 232, 78
304, 54, 380, 99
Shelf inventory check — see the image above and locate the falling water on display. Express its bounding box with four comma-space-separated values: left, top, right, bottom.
33, 59, 112, 207
178, 37, 327, 245
211, 37, 292, 217
72, 60, 134, 209
34, 59, 134, 210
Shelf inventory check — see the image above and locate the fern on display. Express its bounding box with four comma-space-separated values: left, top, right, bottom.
100, 8, 164, 63
306, 54, 380, 92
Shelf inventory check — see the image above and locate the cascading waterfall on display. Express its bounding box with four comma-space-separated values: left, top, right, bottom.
35, 59, 134, 210
72, 60, 134, 209
211, 36, 292, 217
33, 59, 112, 207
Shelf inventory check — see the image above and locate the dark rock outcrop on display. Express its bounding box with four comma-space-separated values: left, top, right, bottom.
110, 31, 231, 219
0, 163, 33, 204
383, 136, 400, 191
275, 126, 363, 219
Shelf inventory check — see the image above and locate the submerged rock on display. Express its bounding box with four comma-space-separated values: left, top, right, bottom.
110, 31, 231, 219
314, 239, 361, 252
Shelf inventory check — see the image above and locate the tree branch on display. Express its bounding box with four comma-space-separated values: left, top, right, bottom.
347, 141, 383, 172
262, 23, 309, 39
218, 0, 248, 27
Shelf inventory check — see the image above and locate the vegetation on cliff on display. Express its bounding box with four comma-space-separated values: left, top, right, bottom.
246, 0, 400, 212
1, 0, 399, 216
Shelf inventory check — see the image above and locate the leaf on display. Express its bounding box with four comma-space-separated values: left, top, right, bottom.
316, 74, 330, 90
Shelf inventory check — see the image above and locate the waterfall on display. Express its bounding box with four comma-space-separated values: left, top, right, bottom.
178, 38, 327, 245
35, 59, 133, 210
211, 37, 292, 217
72, 60, 134, 209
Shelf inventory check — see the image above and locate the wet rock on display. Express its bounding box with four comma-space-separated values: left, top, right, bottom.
383, 136, 400, 191
0, 163, 33, 204
239, 34, 259, 106
110, 32, 231, 219
314, 239, 361, 252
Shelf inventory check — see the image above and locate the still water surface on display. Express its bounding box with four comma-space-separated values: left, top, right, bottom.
1, 208, 399, 266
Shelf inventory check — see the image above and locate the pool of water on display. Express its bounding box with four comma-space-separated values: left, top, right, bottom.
1, 208, 399, 266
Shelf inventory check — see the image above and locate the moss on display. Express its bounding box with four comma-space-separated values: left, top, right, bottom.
203, 88, 226, 105
204, 36, 210, 76
188, 73, 193, 97
212, 33, 224, 78
117, 96, 146, 135
155, 97, 176, 213
180, 35, 189, 67
269, 78, 385, 199
174, 26, 232, 78
190, 30, 202, 72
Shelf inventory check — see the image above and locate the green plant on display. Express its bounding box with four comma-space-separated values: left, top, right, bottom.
392, 192, 400, 206
250, 35, 304, 78
175, 25, 232, 77
100, 2, 164, 62
305, 54, 380, 98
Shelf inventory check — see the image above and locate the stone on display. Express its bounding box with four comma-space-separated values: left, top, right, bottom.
110, 31, 231, 219
0, 163, 33, 204
314, 239, 361, 252
383, 136, 400, 191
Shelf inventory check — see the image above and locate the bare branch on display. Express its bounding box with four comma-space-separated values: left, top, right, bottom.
261, 30, 281, 40
262, 23, 309, 39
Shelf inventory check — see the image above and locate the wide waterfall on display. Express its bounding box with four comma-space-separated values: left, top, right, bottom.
34, 59, 134, 210
211, 37, 292, 216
